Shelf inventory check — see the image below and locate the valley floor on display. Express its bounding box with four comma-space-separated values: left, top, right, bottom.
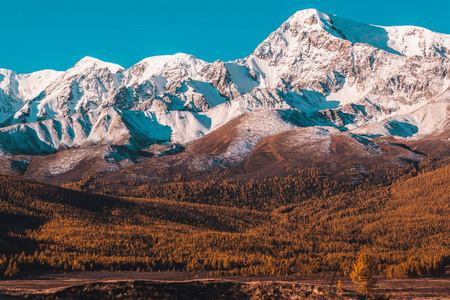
0, 271, 449, 299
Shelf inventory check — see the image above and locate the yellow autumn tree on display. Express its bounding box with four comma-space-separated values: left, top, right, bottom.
350, 253, 378, 298
4, 260, 20, 278
336, 280, 344, 299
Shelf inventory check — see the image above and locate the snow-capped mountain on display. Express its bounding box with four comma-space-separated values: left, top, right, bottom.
0, 9, 449, 178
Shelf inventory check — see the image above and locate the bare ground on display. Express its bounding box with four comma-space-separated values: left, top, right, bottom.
0, 271, 448, 299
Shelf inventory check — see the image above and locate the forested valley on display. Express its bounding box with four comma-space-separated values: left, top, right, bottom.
0, 159, 449, 279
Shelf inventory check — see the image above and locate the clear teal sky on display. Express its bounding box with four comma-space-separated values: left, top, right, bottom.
1, 0, 449, 73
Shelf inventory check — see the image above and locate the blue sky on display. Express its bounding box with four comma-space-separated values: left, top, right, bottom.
1, 0, 449, 73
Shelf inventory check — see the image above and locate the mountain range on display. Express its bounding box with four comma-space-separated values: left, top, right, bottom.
1, 9, 449, 182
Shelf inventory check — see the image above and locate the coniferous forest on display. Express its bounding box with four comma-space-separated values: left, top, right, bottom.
0, 159, 448, 279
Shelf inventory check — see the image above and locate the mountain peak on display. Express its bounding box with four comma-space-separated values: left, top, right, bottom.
289, 8, 327, 22
286, 9, 337, 34
73, 56, 124, 73
172, 53, 199, 60
0, 9, 449, 162
136, 53, 201, 66
264, 9, 450, 57
132, 53, 208, 80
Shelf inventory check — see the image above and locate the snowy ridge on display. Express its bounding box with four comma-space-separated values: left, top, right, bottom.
276, 9, 450, 57
0, 9, 449, 158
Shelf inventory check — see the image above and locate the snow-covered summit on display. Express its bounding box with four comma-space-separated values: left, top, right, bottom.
326, 13, 450, 57
129, 53, 209, 82
287, 9, 336, 32
72, 56, 124, 73
135, 53, 204, 68
0, 9, 449, 158
262, 9, 450, 58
